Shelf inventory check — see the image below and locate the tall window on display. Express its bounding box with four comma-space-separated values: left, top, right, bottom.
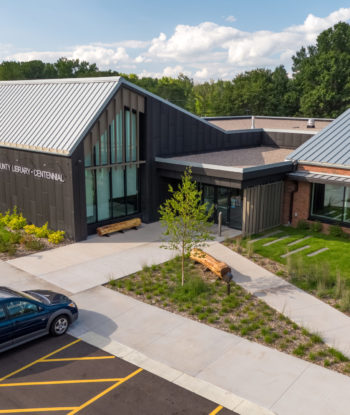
311, 183, 350, 223
84, 105, 141, 225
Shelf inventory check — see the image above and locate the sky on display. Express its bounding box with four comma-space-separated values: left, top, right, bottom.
1, 1, 350, 81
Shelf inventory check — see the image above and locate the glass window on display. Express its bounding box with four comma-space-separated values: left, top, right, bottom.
6, 300, 38, 318
94, 141, 100, 166
112, 167, 126, 217
131, 111, 137, 162
116, 111, 123, 163
0, 305, 6, 321
84, 139, 92, 167
110, 120, 115, 164
100, 131, 108, 165
125, 109, 131, 162
311, 183, 345, 221
126, 165, 138, 215
96, 168, 111, 221
85, 170, 96, 224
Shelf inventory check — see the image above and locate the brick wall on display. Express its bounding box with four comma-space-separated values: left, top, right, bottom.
290, 181, 311, 226
298, 164, 350, 177
284, 163, 350, 235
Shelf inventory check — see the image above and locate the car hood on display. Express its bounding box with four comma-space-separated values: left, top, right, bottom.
24, 290, 70, 305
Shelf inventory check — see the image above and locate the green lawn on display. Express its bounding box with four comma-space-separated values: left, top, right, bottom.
248, 226, 350, 281
224, 226, 350, 311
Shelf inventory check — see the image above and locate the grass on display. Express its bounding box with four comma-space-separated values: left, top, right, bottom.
107, 255, 350, 377
224, 226, 350, 311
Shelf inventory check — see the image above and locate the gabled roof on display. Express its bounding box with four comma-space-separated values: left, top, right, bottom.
0, 76, 251, 156
287, 108, 350, 167
0, 77, 121, 155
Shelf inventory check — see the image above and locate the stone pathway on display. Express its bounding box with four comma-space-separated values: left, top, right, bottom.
287, 236, 311, 246
248, 230, 282, 244
281, 245, 310, 258
307, 247, 329, 257
263, 235, 290, 247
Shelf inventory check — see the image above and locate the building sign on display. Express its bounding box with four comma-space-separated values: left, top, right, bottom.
0, 162, 65, 183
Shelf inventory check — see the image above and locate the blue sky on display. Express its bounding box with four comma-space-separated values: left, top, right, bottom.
1, 1, 350, 80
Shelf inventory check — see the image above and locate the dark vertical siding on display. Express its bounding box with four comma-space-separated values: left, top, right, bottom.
0, 147, 76, 239
262, 131, 313, 149
242, 181, 284, 235
144, 96, 263, 158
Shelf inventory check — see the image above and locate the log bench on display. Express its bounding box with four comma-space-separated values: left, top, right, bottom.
97, 217, 141, 237
190, 248, 232, 282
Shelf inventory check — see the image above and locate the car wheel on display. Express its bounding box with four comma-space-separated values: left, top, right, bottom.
50, 315, 69, 336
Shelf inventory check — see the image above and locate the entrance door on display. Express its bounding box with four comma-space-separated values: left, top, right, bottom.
217, 187, 230, 226
229, 189, 242, 230
202, 185, 215, 220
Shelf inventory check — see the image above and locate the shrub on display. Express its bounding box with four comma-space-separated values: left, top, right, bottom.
24, 224, 37, 235
20, 235, 44, 251
34, 222, 49, 238
0, 209, 12, 226
48, 230, 65, 244
310, 221, 322, 232
329, 224, 344, 238
296, 219, 309, 230
8, 214, 27, 230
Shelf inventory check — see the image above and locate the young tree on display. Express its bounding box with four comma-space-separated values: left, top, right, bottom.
159, 168, 214, 286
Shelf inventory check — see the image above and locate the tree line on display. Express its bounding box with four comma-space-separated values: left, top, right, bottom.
1, 22, 350, 119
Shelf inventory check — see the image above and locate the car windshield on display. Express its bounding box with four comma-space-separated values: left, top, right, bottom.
10, 289, 45, 304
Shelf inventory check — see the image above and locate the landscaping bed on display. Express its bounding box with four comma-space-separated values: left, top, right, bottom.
0, 208, 70, 260
223, 226, 350, 314
106, 256, 350, 377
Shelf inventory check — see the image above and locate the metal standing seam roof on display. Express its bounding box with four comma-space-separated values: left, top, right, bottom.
0, 77, 121, 155
286, 108, 350, 167
0, 76, 258, 156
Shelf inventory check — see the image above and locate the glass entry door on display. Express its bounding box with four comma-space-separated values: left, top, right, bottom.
200, 184, 242, 230
229, 189, 242, 229
217, 187, 230, 225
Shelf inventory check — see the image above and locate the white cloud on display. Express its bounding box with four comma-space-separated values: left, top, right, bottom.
2, 7, 350, 81
225, 15, 236, 23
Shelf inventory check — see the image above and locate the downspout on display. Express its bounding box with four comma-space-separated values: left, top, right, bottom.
289, 181, 298, 225
288, 161, 298, 225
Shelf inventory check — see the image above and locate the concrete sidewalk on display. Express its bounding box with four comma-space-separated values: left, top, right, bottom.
69, 286, 350, 415
204, 243, 350, 358
7, 222, 239, 293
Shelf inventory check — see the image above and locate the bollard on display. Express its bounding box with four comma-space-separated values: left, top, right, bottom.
222, 271, 233, 296
218, 211, 222, 237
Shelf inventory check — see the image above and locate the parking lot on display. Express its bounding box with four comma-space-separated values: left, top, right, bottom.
0, 334, 238, 414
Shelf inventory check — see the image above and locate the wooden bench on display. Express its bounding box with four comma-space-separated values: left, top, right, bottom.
190, 248, 231, 280
97, 217, 141, 237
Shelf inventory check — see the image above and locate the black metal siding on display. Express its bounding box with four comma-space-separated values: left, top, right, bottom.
0, 147, 76, 239
262, 131, 314, 149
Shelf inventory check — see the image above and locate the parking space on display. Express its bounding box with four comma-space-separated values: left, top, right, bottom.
0, 334, 238, 414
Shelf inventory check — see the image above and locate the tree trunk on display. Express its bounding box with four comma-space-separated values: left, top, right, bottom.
181, 242, 185, 286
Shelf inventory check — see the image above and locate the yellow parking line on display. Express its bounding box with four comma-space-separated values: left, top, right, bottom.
209, 405, 223, 415
0, 339, 81, 382
0, 378, 123, 387
67, 368, 143, 415
0, 407, 78, 413
41, 356, 115, 362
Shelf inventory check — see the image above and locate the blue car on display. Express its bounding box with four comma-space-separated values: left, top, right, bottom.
0, 286, 78, 353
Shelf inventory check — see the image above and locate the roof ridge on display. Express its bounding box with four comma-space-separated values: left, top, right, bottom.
0, 76, 121, 85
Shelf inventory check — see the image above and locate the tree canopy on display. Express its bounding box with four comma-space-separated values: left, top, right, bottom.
1, 22, 350, 118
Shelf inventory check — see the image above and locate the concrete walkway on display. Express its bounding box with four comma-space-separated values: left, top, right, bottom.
204, 243, 350, 358
4, 222, 350, 414
7, 222, 239, 294
69, 286, 350, 415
